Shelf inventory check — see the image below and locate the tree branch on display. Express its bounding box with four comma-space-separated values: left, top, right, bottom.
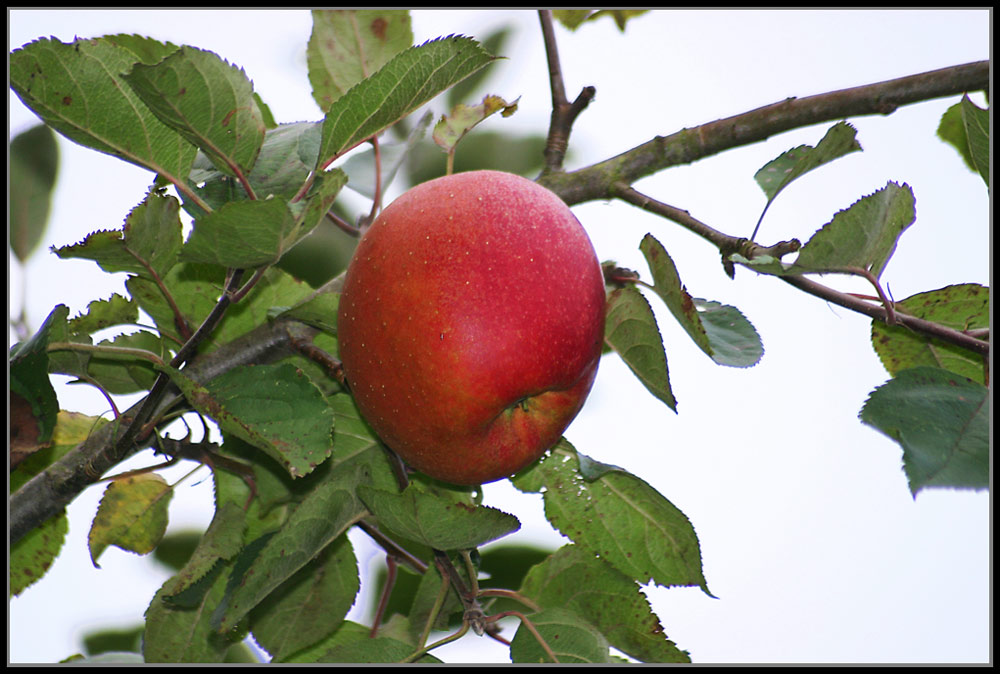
614, 182, 989, 358
538, 9, 597, 174
540, 60, 989, 204
10, 317, 319, 545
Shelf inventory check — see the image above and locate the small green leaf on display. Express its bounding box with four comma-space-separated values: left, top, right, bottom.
432, 94, 519, 154
694, 299, 764, 367
553, 9, 649, 32
871, 284, 989, 383
127, 264, 312, 351
9, 123, 59, 262
89, 474, 173, 567
860, 366, 989, 495
161, 502, 247, 607
316, 35, 496, 169
517, 544, 690, 663
214, 461, 369, 633
251, 535, 360, 661
188, 121, 323, 215
163, 363, 334, 479
86, 330, 168, 394
639, 234, 762, 367
936, 101, 976, 172
792, 181, 916, 279
308, 9, 414, 111
182, 170, 346, 269
144, 559, 235, 663
510, 608, 612, 663
755, 122, 862, 202
513, 440, 711, 596
10, 36, 197, 185
182, 198, 297, 268
960, 95, 989, 187
124, 45, 266, 178
604, 286, 676, 411
53, 190, 184, 278
278, 290, 340, 336
357, 482, 520, 550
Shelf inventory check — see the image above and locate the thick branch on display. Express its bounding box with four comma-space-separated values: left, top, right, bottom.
540, 60, 989, 204
10, 318, 319, 545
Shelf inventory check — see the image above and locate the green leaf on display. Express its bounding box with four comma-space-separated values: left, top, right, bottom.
513, 440, 711, 595
188, 121, 323, 214
126, 264, 312, 351
182, 198, 297, 268
251, 535, 360, 661
88, 473, 173, 567
514, 439, 712, 596
308, 9, 414, 112
871, 284, 989, 384
10, 36, 197, 185
936, 101, 976, 172
124, 45, 266, 178
518, 544, 690, 663
790, 181, 916, 279
860, 367, 989, 495
87, 329, 169, 394
510, 608, 612, 663
214, 460, 369, 633
163, 362, 334, 479
553, 9, 649, 31
357, 482, 520, 550
277, 290, 340, 336
342, 110, 432, 199
316, 35, 496, 168
161, 502, 247, 607
639, 234, 762, 367
9, 123, 59, 262
10, 496, 68, 598
604, 286, 676, 410
310, 632, 441, 663
144, 559, 236, 663
960, 95, 989, 187
432, 94, 519, 154
182, 170, 346, 269
53, 189, 184, 278
753, 122, 862, 237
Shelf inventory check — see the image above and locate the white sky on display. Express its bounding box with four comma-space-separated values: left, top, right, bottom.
8, 9, 991, 665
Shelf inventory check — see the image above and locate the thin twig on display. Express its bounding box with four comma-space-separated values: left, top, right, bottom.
538, 10, 597, 174
612, 182, 988, 357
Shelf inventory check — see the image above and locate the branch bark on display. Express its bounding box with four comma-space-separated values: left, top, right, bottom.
10, 317, 319, 545
539, 60, 989, 205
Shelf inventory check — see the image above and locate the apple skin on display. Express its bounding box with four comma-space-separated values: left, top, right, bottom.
337, 170, 605, 485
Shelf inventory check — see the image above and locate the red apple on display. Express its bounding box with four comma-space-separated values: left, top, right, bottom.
337, 170, 605, 485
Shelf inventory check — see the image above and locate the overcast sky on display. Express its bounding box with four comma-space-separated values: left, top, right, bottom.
9, 9, 990, 665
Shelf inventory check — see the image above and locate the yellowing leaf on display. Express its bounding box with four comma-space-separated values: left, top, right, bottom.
433, 94, 519, 153
89, 473, 173, 567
